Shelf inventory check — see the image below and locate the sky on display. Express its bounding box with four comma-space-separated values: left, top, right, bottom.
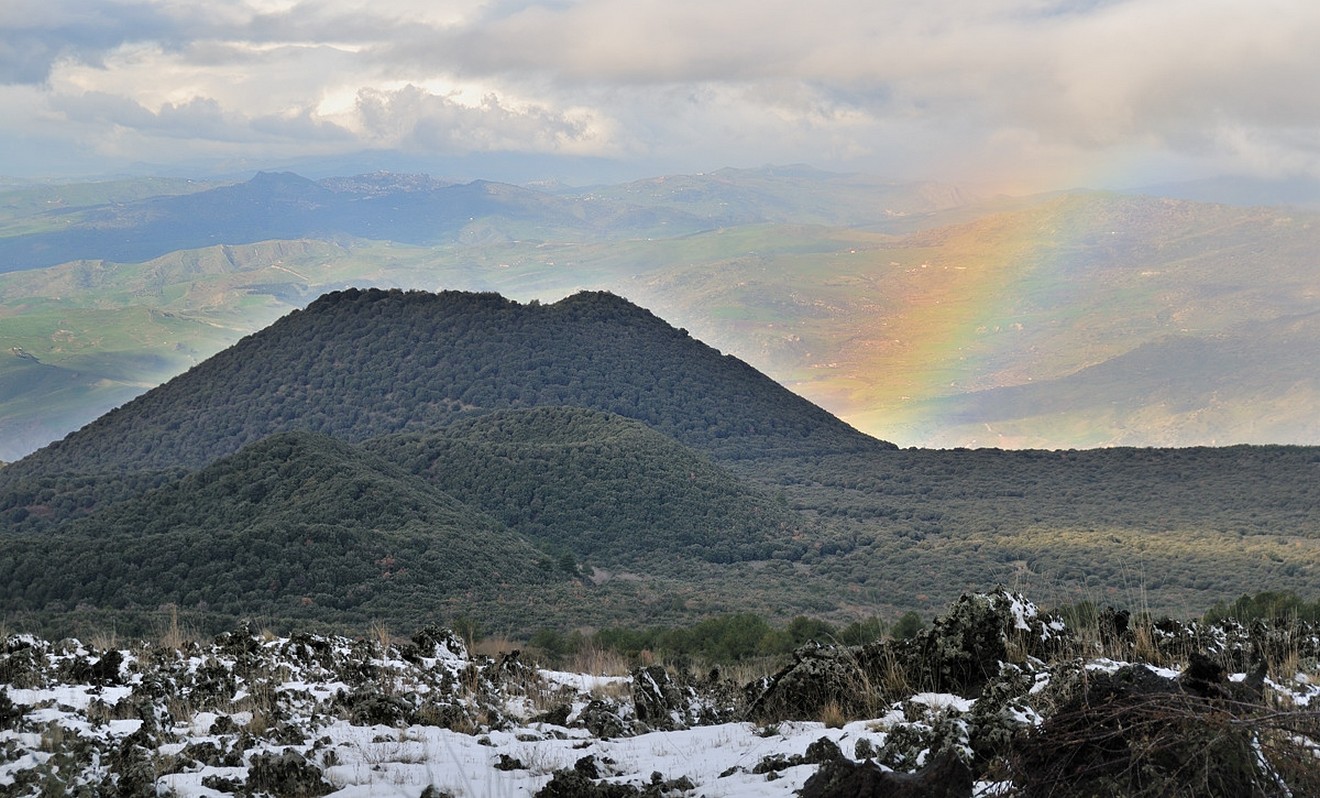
3, 0, 1320, 190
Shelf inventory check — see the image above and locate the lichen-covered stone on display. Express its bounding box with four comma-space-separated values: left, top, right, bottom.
246, 749, 333, 798
800, 749, 973, 798
631, 665, 699, 730
578, 699, 632, 738
752, 590, 1063, 721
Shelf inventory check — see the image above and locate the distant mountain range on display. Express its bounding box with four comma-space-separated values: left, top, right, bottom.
1128, 174, 1320, 209
2, 166, 1320, 457
0, 167, 970, 273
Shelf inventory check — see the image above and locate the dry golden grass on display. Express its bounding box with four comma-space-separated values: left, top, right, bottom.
1004, 627, 1032, 664
1130, 623, 1164, 666
819, 699, 846, 729
719, 658, 778, 687
469, 634, 522, 659
157, 604, 194, 651
878, 645, 912, 697
38, 721, 67, 752
587, 679, 632, 703
561, 643, 632, 677
367, 619, 394, 651
89, 628, 119, 653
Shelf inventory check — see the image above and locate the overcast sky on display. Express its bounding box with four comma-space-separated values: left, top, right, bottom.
3, 0, 1319, 189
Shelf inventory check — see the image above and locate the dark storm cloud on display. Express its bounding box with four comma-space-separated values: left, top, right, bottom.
2, 0, 189, 84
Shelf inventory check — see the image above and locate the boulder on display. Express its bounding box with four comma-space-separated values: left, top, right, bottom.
578, 699, 632, 738
752, 590, 1065, 722
754, 736, 843, 774
247, 749, 334, 798
535, 769, 639, 798
632, 665, 696, 730
1011, 663, 1271, 797
749, 642, 878, 721
799, 749, 973, 798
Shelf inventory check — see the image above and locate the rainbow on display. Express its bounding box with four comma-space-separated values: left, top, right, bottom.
821, 190, 1138, 448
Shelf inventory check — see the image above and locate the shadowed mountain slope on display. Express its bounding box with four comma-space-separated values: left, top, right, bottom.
0, 173, 609, 272
365, 407, 813, 565
0, 431, 561, 625
4, 288, 887, 484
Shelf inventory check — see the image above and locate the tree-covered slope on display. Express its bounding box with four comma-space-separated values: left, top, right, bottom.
5, 288, 887, 482
365, 407, 813, 566
0, 431, 560, 626
742, 443, 1320, 616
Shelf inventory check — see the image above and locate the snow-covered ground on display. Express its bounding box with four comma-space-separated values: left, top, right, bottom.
4, 596, 1319, 797
0, 628, 979, 797
170, 718, 884, 797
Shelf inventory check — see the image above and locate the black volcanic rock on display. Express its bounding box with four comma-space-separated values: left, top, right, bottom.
800, 750, 973, 798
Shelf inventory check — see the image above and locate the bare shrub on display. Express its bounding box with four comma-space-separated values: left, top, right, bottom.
1012, 666, 1320, 798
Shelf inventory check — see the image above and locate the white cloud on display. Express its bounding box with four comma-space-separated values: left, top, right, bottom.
351, 84, 608, 155
2, 0, 1320, 185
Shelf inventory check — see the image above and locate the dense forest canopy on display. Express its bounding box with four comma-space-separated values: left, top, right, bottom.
0, 287, 1317, 636
3, 288, 886, 481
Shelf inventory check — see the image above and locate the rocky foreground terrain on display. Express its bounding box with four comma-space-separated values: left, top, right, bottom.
3, 591, 1318, 797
